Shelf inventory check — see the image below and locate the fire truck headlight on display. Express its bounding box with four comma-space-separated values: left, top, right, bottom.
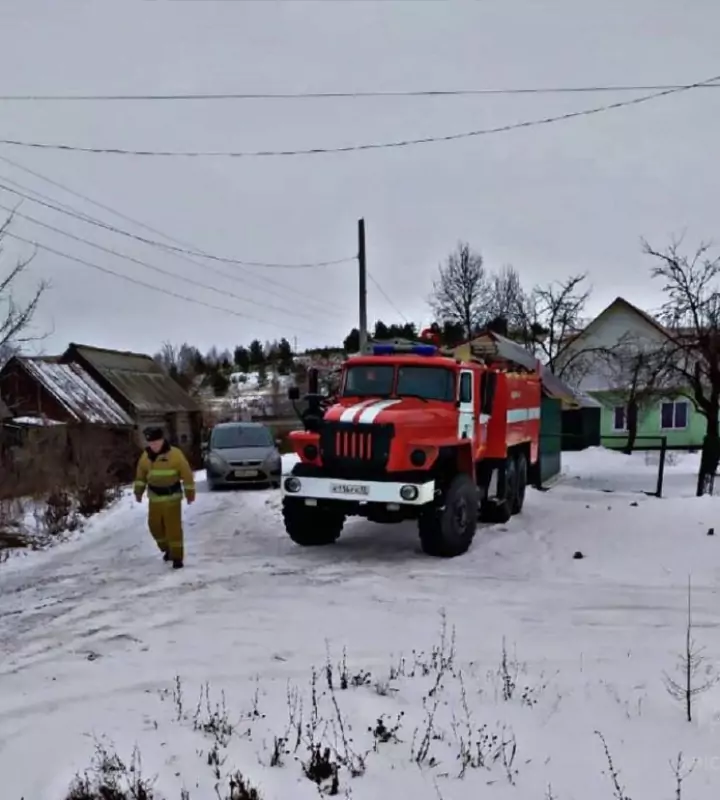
303, 444, 319, 460
284, 477, 302, 493
410, 449, 427, 467
400, 485, 419, 501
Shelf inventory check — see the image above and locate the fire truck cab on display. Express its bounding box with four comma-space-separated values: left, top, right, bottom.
281, 339, 542, 558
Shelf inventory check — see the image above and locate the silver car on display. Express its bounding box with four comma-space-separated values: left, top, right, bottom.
204, 422, 282, 490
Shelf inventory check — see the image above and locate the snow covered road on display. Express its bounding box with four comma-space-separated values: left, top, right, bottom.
2, 450, 720, 799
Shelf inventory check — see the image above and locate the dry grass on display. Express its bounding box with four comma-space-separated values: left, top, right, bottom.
0, 423, 135, 557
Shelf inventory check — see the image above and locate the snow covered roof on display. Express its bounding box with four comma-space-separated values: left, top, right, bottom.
65, 343, 200, 414
18, 358, 134, 426
11, 415, 65, 427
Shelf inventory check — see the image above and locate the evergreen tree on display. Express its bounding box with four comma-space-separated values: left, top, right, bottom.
249, 339, 265, 367
233, 345, 250, 372
276, 337, 294, 374
343, 328, 360, 353
211, 370, 230, 397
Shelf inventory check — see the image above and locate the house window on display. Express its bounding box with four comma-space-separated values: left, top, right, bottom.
660, 400, 689, 430
612, 406, 627, 431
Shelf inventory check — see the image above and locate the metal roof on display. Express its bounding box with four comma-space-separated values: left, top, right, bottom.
66, 343, 200, 414
540, 366, 601, 408
465, 332, 598, 408
19, 357, 134, 426
468, 331, 539, 372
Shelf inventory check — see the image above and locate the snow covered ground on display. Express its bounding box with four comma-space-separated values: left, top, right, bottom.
1, 448, 720, 799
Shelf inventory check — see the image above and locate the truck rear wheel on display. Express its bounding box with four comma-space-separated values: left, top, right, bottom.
282, 498, 345, 546
418, 473, 478, 557
511, 451, 528, 514
481, 456, 516, 524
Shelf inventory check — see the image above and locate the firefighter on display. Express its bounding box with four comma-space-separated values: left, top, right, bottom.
134, 426, 195, 569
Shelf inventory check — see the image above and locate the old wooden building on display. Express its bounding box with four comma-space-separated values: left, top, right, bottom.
63, 343, 202, 466
0, 355, 134, 428
0, 355, 138, 484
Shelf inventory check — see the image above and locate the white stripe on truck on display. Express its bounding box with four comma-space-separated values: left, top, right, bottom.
339, 399, 379, 422
357, 398, 402, 423
506, 407, 541, 423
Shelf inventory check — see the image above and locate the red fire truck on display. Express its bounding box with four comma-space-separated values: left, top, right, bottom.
282, 336, 542, 557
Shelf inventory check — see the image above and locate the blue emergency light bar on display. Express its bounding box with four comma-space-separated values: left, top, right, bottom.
372, 343, 438, 356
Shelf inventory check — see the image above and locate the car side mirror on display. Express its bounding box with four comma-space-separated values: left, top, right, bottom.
288, 386, 300, 401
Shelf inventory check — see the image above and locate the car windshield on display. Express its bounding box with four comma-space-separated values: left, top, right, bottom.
211, 425, 273, 449
397, 366, 455, 402
342, 364, 455, 402
342, 365, 394, 398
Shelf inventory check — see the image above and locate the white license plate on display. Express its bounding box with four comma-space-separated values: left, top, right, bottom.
235, 469, 258, 478
330, 482, 370, 496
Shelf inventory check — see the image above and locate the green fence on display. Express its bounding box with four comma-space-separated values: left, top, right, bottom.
538, 396, 562, 485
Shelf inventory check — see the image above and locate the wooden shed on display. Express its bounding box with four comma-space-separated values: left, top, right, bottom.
63, 343, 203, 466
0, 355, 138, 485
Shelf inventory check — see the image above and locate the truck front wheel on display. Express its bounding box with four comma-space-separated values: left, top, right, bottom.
282, 498, 345, 546
418, 473, 478, 557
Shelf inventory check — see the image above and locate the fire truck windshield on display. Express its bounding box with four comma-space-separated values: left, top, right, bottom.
397, 366, 454, 402
342, 365, 455, 402
343, 365, 394, 397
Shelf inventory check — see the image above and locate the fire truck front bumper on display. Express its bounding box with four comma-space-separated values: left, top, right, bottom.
281, 474, 436, 506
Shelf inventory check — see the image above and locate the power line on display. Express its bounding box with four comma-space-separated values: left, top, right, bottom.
0, 199, 337, 326
0, 177, 349, 320
0, 162, 350, 269
0, 156, 351, 316
0, 81, 719, 101
3, 230, 327, 338
367, 271, 409, 325
0, 72, 717, 158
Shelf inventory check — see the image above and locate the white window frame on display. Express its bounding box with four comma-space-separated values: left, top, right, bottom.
659, 399, 690, 431
611, 404, 628, 432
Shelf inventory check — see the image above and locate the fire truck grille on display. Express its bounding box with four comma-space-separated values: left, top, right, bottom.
319, 422, 393, 477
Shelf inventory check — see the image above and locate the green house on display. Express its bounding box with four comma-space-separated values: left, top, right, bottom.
555, 297, 703, 450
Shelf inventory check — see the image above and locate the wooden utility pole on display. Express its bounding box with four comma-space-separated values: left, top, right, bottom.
358, 218, 368, 353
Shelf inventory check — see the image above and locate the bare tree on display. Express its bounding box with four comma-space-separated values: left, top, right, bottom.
518, 274, 592, 381
0, 215, 47, 366
486, 265, 528, 333
429, 242, 489, 339
153, 341, 203, 392
643, 237, 720, 495
600, 333, 675, 453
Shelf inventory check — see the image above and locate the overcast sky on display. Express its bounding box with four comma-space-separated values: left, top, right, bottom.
0, 0, 718, 357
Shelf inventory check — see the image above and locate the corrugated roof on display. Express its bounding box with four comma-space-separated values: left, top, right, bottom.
539, 367, 584, 406
20, 358, 134, 426
462, 331, 597, 408
67, 343, 200, 413
468, 331, 540, 372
